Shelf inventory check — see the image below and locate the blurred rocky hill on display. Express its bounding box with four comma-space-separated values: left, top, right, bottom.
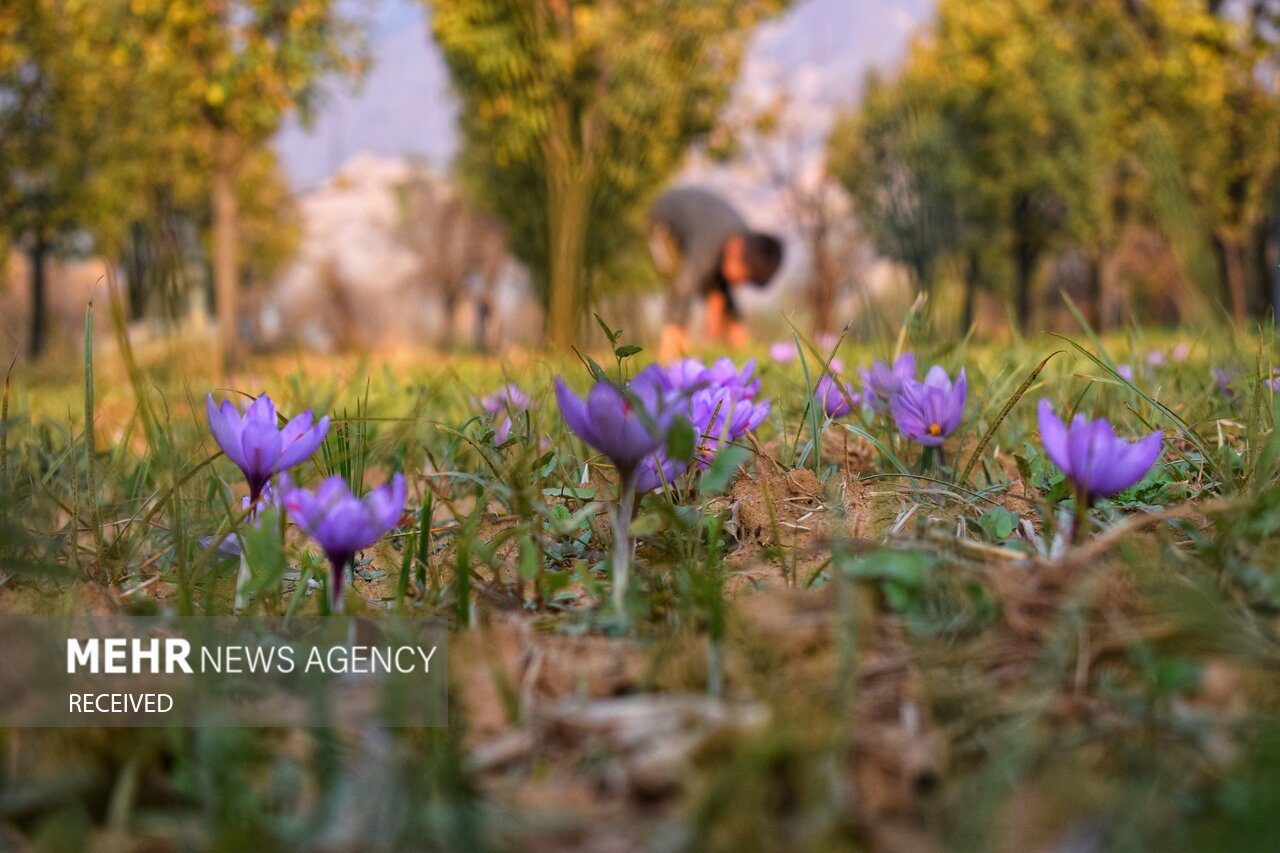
257, 154, 540, 353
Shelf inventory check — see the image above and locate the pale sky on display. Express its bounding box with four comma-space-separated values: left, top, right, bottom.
273, 0, 933, 190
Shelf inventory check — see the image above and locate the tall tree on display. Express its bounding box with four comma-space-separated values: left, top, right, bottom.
428, 0, 786, 348
833, 0, 1113, 333
1198, 0, 1280, 320
128, 0, 364, 370
836, 0, 1280, 332
930, 0, 1108, 332
0, 0, 133, 357
1047, 0, 1277, 324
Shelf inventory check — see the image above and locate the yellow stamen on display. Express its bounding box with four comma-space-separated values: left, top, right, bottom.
927, 423, 942, 436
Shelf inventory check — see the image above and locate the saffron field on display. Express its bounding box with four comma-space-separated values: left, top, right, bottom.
3, 312, 1280, 852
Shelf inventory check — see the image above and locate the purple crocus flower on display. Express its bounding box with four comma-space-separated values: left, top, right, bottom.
479, 383, 531, 444
890, 366, 966, 446
207, 394, 329, 502
691, 385, 770, 464
634, 451, 690, 494
816, 374, 860, 419
555, 366, 674, 479
860, 352, 915, 412
282, 474, 406, 611
557, 365, 682, 619
1037, 400, 1162, 503
770, 341, 797, 364
702, 357, 762, 399
634, 358, 772, 492
1212, 367, 1235, 398
1116, 364, 1135, 382
665, 358, 712, 393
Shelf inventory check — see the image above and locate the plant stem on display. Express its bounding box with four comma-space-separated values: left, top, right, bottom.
612, 472, 636, 624
921, 445, 935, 473
1072, 484, 1091, 545
330, 556, 350, 614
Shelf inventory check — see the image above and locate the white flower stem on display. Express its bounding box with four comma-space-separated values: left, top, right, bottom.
330, 557, 348, 614
612, 473, 636, 623
234, 552, 251, 614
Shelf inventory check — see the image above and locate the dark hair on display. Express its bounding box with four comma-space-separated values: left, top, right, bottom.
742, 232, 784, 287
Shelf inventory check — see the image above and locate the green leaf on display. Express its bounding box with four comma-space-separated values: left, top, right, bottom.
838, 549, 935, 591
1014, 453, 1035, 486
241, 510, 287, 594
584, 356, 610, 383
699, 445, 749, 494
629, 512, 666, 537
519, 539, 539, 580
594, 314, 620, 345
666, 416, 695, 462
978, 506, 1017, 541
543, 486, 597, 500
543, 570, 571, 595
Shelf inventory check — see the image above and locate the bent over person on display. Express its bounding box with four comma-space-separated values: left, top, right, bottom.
648, 187, 784, 361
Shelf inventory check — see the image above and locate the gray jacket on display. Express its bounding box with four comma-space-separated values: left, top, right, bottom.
648, 187, 747, 324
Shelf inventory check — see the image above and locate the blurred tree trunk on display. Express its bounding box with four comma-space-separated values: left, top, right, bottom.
962, 250, 979, 332
808, 220, 837, 334
546, 159, 590, 349
1086, 255, 1103, 330
212, 134, 241, 372
443, 290, 459, 349
474, 297, 491, 353
123, 221, 149, 323
27, 232, 48, 359
1271, 216, 1280, 318
1215, 231, 1248, 324
1256, 216, 1280, 318
1014, 237, 1037, 334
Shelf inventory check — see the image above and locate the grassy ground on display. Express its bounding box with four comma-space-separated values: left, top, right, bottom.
3, 312, 1280, 852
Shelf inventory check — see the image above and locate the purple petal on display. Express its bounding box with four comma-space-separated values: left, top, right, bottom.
239, 419, 283, 481
244, 394, 277, 426
493, 416, 513, 445
585, 381, 661, 470
556, 378, 599, 450
635, 451, 689, 493
315, 495, 376, 556
365, 474, 406, 532
277, 412, 329, 470
1065, 418, 1104, 493
1090, 429, 1163, 497
923, 364, 950, 389
1038, 400, 1071, 475
314, 475, 353, 508
207, 395, 248, 470
770, 341, 797, 363
818, 375, 853, 418
282, 486, 320, 537
199, 531, 244, 559
746, 399, 771, 431
890, 384, 925, 441
894, 352, 916, 382
945, 369, 967, 432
